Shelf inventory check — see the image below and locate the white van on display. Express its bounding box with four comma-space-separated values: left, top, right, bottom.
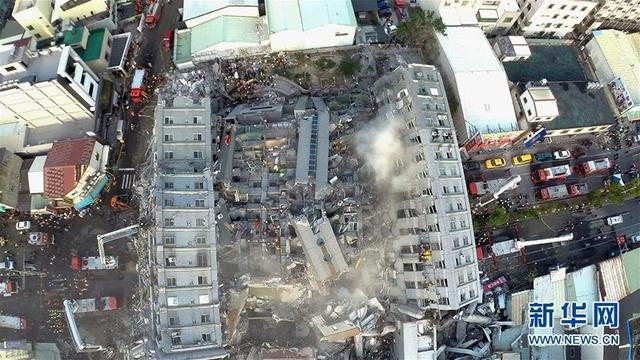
116, 120, 124, 143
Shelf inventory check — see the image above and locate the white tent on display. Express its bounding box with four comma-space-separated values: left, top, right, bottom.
28, 156, 47, 194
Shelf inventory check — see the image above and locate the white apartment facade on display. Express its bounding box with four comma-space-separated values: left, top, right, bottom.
519, 86, 559, 123
418, 0, 520, 35
514, 0, 599, 38
0, 44, 99, 127
591, 0, 640, 33
12, 0, 56, 40
151, 96, 226, 359
376, 64, 481, 311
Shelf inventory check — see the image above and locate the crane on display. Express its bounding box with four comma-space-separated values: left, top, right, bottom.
515, 233, 574, 249
97, 224, 140, 268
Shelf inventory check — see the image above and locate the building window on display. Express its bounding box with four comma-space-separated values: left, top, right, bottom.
164, 134, 173, 142
193, 133, 203, 141
503, 17, 513, 23
195, 199, 205, 207
4, 66, 16, 72
164, 236, 175, 245
89, 83, 95, 97
202, 333, 212, 342
164, 151, 173, 159
522, 97, 528, 104
26, 25, 34, 31
193, 116, 201, 124
436, 278, 448, 287
195, 182, 204, 189
164, 182, 174, 189
193, 151, 203, 159
164, 218, 174, 226
164, 199, 174, 206
195, 236, 206, 245
166, 277, 176, 287
196, 218, 206, 227
197, 275, 207, 284
201, 315, 210, 323
164, 117, 174, 124
438, 297, 450, 305
526, 109, 532, 116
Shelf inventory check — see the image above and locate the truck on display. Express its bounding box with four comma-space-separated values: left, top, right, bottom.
0, 280, 18, 296
70, 256, 119, 271
74, 297, 118, 313
580, 158, 611, 175
27, 232, 53, 246
144, 1, 163, 28
0, 315, 28, 330
162, 30, 173, 52
130, 69, 146, 104
532, 164, 572, 183
538, 183, 588, 201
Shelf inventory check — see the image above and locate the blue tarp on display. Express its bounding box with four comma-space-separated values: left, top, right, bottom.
73, 174, 109, 210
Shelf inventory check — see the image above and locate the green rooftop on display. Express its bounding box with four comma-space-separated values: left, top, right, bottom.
174, 30, 192, 63
623, 248, 640, 293
546, 82, 615, 130
63, 26, 86, 46
504, 45, 587, 82
74, 28, 106, 62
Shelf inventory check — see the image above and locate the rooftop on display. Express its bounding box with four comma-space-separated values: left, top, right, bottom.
107, 32, 131, 68
188, 16, 261, 55
504, 44, 587, 82
183, 0, 258, 22
545, 82, 615, 130
74, 28, 106, 62
266, 0, 357, 33
0, 20, 28, 46
43, 138, 96, 198
63, 26, 86, 47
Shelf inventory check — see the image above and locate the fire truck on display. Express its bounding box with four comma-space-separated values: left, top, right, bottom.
130, 69, 146, 104
538, 183, 588, 201
532, 164, 572, 183
162, 30, 173, 52
145, 1, 163, 28
579, 158, 611, 175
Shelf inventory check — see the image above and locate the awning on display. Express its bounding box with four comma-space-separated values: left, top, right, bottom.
73, 175, 109, 210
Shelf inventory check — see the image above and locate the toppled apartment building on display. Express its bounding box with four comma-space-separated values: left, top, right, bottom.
374, 64, 482, 311
151, 95, 226, 358
295, 97, 330, 200
291, 214, 348, 287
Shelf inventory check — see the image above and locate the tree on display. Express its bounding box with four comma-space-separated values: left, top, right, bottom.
315, 57, 336, 71
339, 58, 361, 77
586, 190, 602, 208
606, 183, 625, 205
486, 207, 509, 227
396, 9, 446, 63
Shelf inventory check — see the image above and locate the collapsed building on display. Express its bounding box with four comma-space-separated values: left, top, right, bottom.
150, 95, 226, 359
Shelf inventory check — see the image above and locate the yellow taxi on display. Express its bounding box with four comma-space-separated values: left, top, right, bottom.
484, 158, 507, 169
512, 154, 533, 166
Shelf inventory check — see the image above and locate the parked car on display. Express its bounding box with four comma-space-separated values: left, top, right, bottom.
15, 221, 31, 231
553, 150, 571, 160
484, 158, 506, 169
606, 215, 623, 226
463, 161, 481, 171
27, 232, 53, 246
631, 234, 640, 244
534, 152, 553, 162
512, 154, 533, 166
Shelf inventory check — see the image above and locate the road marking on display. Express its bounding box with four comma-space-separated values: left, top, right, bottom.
120, 173, 135, 190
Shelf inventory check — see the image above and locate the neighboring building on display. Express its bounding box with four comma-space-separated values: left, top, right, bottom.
265, 0, 357, 52
474, 0, 520, 35
0, 44, 100, 127
436, 26, 519, 146
417, 0, 519, 35
492, 35, 531, 62
585, 29, 640, 120
0, 340, 62, 359
0, 148, 24, 210
51, 0, 110, 24
151, 95, 226, 358
0, 20, 29, 46
519, 86, 559, 123
514, 0, 599, 38
174, 0, 265, 68
295, 97, 330, 200
106, 32, 132, 74
64, 26, 112, 74
291, 215, 349, 287
42, 138, 109, 209
591, 0, 640, 33
12, 0, 55, 41
375, 64, 481, 311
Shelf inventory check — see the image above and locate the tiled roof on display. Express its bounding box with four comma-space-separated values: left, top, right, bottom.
43, 138, 96, 198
